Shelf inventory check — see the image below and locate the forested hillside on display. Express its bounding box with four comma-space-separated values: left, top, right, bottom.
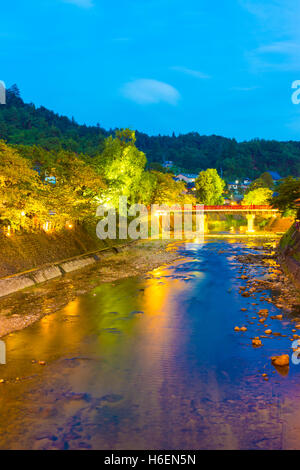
136, 132, 300, 179
0, 85, 109, 156
1, 84, 300, 180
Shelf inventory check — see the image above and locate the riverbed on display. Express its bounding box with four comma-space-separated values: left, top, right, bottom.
1, 237, 300, 450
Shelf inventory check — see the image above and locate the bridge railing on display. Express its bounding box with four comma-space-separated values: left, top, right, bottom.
201, 205, 276, 211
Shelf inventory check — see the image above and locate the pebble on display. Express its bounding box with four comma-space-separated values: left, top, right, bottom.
258, 309, 269, 316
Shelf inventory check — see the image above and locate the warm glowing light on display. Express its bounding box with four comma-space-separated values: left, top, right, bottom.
155, 210, 167, 217
21, 211, 25, 216
43, 221, 50, 232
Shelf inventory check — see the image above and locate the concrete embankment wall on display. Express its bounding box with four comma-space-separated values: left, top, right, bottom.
0, 225, 131, 298
0, 225, 125, 278
279, 223, 300, 289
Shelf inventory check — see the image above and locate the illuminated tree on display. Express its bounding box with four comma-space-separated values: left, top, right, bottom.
243, 187, 273, 205
44, 150, 106, 228
0, 141, 48, 229
195, 169, 225, 205
94, 129, 147, 207
150, 172, 196, 205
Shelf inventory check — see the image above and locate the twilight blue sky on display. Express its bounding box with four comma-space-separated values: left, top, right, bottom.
1, 0, 300, 140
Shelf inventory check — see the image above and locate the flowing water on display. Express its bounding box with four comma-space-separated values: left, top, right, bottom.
1, 238, 300, 450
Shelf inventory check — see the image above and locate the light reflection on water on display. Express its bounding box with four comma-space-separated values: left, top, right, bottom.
1, 238, 300, 449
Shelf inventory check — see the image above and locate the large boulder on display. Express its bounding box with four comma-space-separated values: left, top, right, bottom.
271, 354, 289, 367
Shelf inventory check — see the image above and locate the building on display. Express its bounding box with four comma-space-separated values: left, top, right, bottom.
45, 176, 56, 184
162, 161, 174, 169
267, 171, 282, 182
228, 178, 252, 192
175, 174, 198, 184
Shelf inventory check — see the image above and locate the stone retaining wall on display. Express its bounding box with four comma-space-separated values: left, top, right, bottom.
0, 244, 133, 298
279, 223, 300, 289
0, 226, 125, 278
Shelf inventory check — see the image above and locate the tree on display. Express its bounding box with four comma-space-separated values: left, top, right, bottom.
0, 141, 48, 229
44, 150, 106, 228
272, 177, 300, 216
248, 172, 274, 192
150, 172, 195, 205
242, 187, 273, 205
94, 129, 147, 207
195, 169, 225, 205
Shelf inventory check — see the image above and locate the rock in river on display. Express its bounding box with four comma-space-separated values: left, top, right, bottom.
271, 355, 289, 367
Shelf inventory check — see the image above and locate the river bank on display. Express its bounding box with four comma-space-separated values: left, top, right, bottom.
236, 244, 300, 314
0, 240, 181, 338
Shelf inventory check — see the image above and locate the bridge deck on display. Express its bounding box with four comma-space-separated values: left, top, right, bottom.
202, 204, 278, 212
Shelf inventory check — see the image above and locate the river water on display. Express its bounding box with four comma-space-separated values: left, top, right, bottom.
1, 238, 300, 450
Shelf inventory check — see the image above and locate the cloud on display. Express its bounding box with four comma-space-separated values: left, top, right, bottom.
121, 79, 180, 105
231, 86, 259, 92
112, 37, 131, 42
63, 0, 94, 8
239, 0, 270, 20
248, 40, 300, 72
257, 41, 300, 55
240, 0, 300, 71
171, 66, 210, 79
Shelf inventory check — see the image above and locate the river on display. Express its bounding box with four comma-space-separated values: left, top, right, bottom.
1, 237, 300, 450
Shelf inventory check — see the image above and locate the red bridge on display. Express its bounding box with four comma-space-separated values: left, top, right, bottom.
201, 204, 278, 213
174, 205, 278, 233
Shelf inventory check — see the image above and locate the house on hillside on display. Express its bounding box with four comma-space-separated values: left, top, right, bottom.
228, 178, 252, 192
174, 174, 198, 193
267, 171, 282, 183
162, 160, 174, 169
175, 173, 198, 184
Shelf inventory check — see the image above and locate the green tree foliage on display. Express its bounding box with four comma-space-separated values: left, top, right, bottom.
0, 141, 107, 231
272, 177, 300, 215
195, 169, 225, 205
0, 85, 107, 155
94, 129, 147, 207
242, 187, 273, 205
0, 141, 49, 229
248, 172, 274, 192
149, 172, 195, 205
44, 150, 106, 228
